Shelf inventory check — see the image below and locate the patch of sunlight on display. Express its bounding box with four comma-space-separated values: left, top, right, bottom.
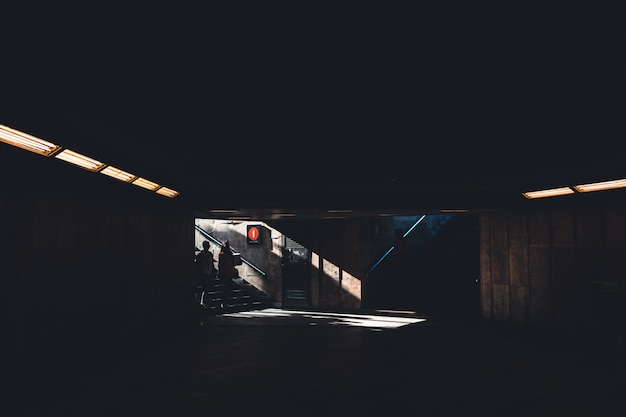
222, 308, 426, 329
224, 309, 294, 318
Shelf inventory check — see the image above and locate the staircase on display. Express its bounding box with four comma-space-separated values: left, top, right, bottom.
197, 275, 273, 315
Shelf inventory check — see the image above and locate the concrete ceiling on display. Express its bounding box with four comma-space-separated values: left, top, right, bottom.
3, 7, 625, 220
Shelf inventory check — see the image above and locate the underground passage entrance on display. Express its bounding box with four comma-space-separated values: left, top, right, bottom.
282, 237, 311, 308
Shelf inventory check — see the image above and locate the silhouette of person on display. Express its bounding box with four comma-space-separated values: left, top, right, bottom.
218, 240, 236, 307
194, 240, 215, 306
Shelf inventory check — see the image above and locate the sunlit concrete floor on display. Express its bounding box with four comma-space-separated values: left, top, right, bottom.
7, 308, 626, 417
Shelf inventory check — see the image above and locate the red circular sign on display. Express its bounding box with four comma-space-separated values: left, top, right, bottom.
248, 226, 259, 241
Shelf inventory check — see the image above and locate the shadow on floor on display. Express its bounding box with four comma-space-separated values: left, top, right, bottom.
5, 308, 626, 417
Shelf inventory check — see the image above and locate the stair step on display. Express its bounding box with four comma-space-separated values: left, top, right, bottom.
198, 277, 272, 316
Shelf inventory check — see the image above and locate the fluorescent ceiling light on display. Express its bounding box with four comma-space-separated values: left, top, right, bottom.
210, 209, 240, 213
573, 179, 626, 193
522, 187, 575, 199
327, 209, 352, 213
54, 149, 106, 171
155, 186, 179, 198
100, 166, 137, 182
0, 124, 61, 156
131, 177, 160, 191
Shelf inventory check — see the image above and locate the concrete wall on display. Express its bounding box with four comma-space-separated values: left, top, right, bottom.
309, 220, 364, 310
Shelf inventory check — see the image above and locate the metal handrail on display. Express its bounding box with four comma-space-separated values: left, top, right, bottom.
365, 214, 426, 277
194, 225, 267, 276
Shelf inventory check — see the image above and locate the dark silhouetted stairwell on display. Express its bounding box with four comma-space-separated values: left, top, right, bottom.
197, 274, 272, 315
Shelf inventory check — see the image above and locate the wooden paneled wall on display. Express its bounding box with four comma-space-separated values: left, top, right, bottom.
480, 204, 626, 333
0, 190, 194, 376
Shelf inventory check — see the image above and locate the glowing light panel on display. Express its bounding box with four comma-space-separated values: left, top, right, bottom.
573, 179, 626, 193
100, 166, 136, 182
131, 177, 160, 191
54, 149, 106, 171
155, 186, 180, 198
522, 187, 574, 199
0, 124, 61, 156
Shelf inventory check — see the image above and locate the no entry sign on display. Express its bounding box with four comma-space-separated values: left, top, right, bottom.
247, 224, 262, 244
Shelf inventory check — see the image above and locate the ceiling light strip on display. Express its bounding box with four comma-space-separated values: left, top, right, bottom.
573, 179, 626, 193
522, 187, 575, 199
100, 166, 137, 182
132, 177, 161, 191
0, 124, 61, 156
155, 186, 180, 198
1, 125, 179, 198
54, 149, 106, 171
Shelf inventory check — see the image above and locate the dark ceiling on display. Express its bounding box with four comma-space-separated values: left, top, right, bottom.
3, 6, 625, 220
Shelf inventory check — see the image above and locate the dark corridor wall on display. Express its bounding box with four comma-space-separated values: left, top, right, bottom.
0, 189, 195, 380
480, 204, 626, 335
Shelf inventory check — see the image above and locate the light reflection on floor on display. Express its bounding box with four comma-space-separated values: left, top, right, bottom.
219, 308, 426, 330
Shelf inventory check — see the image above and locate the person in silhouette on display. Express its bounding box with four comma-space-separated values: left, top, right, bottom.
218, 240, 236, 307
194, 240, 215, 306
